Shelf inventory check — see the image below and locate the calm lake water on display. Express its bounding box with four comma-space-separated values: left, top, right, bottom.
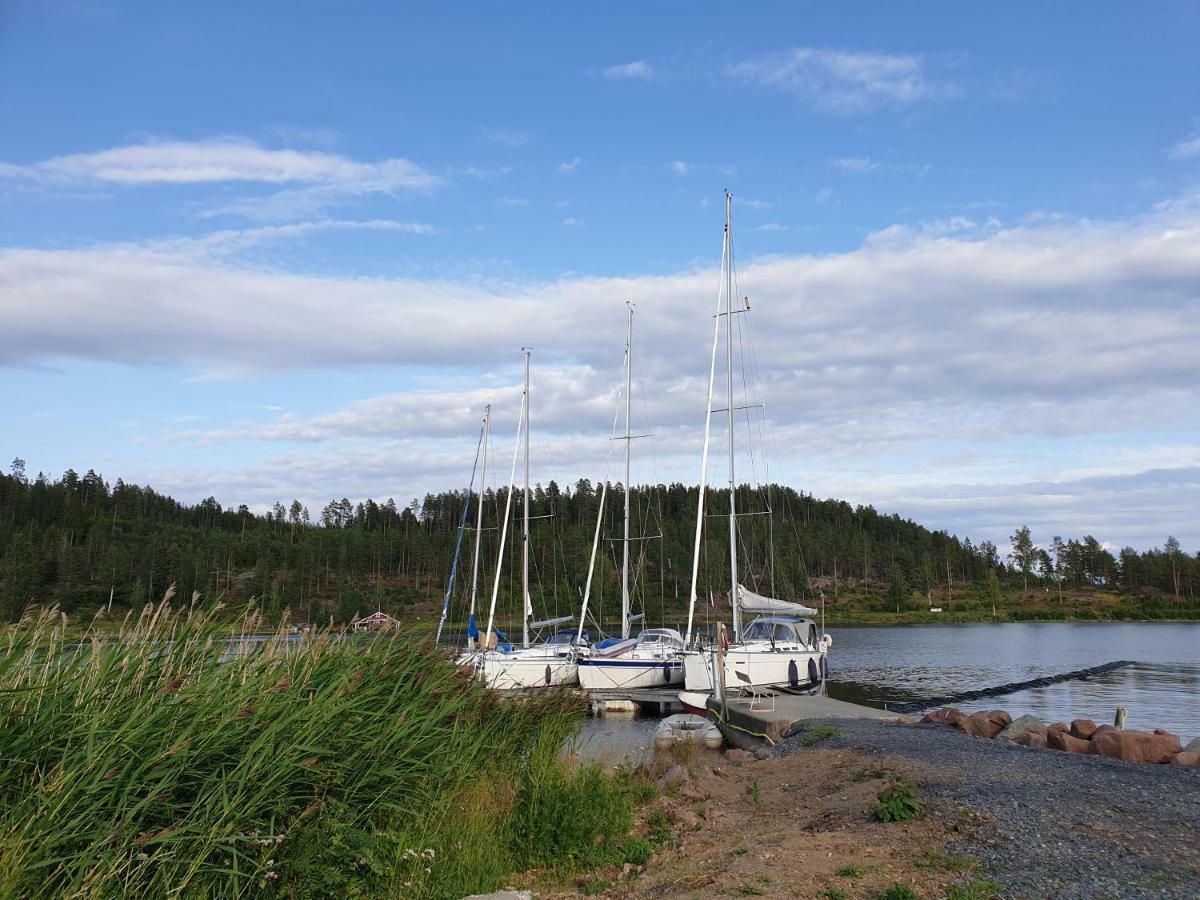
575, 621, 1200, 757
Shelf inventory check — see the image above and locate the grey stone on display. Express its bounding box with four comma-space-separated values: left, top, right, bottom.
995, 714, 1047, 744
753, 746, 772, 760
656, 763, 689, 789
1181, 736, 1200, 754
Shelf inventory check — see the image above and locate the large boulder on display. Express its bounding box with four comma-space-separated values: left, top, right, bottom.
956, 710, 1012, 739
1182, 736, 1200, 754
1070, 719, 1099, 740
1047, 730, 1091, 754
723, 749, 751, 764
1170, 752, 1200, 767
921, 707, 964, 726
1047, 722, 1069, 737
1090, 729, 1182, 764
1027, 732, 1048, 749
995, 714, 1046, 744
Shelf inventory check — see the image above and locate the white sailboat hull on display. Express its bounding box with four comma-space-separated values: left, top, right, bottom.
578, 656, 684, 691
479, 651, 579, 689
682, 644, 826, 692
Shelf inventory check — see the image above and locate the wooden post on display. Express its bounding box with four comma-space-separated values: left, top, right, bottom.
1114, 706, 1127, 730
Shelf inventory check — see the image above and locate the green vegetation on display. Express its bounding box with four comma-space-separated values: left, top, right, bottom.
872, 778, 923, 823
819, 889, 847, 900
801, 724, 843, 746
0, 603, 648, 897
4, 463, 1197, 630
737, 882, 766, 896
581, 876, 611, 895
836, 865, 864, 877
875, 885, 918, 900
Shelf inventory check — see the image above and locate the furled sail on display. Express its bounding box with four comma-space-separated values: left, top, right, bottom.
736, 584, 818, 617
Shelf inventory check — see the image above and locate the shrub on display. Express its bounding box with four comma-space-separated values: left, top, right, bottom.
875, 884, 917, 900
872, 778, 923, 823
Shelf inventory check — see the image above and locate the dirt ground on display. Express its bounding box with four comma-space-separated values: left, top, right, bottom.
530, 744, 988, 899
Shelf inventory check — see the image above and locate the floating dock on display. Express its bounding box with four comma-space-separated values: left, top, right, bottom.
707, 692, 915, 748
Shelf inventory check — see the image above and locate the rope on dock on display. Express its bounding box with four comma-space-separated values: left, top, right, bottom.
887, 659, 1138, 715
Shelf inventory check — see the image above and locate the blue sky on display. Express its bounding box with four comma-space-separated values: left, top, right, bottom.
2, 1, 1199, 553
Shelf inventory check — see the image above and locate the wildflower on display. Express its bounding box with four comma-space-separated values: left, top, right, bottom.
422, 848, 435, 859
265, 871, 279, 881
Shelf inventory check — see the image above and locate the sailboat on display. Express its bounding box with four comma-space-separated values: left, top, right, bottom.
475, 349, 587, 689
680, 193, 832, 697
577, 303, 686, 691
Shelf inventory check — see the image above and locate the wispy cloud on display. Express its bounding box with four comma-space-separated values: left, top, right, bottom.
814, 187, 834, 204
1167, 133, 1200, 161
0, 137, 438, 189
480, 126, 529, 148
601, 60, 653, 81
669, 160, 690, 176
556, 157, 581, 175
827, 156, 880, 173
561, 217, 585, 227
755, 223, 788, 232
496, 196, 529, 207
149, 219, 436, 257
725, 47, 960, 114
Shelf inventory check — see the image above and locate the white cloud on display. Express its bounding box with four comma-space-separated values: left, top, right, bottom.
827, 156, 880, 173
602, 60, 653, 81
7, 193, 1200, 547
739, 198, 771, 210
556, 157, 581, 175
554, 199, 571, 209
481, 126, 529, 148
814, 187, 834, 204
561, 217, 585, 227
0, 137, 443, 223
145, 219, 435, 259
1166, 133, 1200, 161
496, 196, 529, 207
0, 137, 438, 189
755, 223, 788, 232
725, 47, 959, 114
669, 160, 690, 176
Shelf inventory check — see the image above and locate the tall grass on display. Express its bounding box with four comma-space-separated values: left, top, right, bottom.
0, 600, 630, 898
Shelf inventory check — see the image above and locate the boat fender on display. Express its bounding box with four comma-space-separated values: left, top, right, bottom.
807, 657, 820, 686
821, 654, 830, 679
663, 664, 672, 683
787, 659, 799, 687
545, 664, 552, 686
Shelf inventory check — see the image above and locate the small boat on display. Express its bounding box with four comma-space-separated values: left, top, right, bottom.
654, 713, 723, 750
677, 690, 712, 716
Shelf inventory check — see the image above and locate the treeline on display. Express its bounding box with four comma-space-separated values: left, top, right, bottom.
0, 459, 1196, 625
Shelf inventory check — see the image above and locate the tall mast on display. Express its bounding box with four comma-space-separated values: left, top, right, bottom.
484, 393, 524, 647
521, 348, 531, 649
685, 202, 728, 646
467, 404, 490, 649
725, 192, 741, 639
621, 302, 634, 640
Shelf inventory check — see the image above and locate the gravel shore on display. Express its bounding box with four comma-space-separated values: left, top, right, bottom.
776, 718, 1200, 899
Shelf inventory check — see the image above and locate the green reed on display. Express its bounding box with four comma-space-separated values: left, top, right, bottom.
0, 599, 614, 898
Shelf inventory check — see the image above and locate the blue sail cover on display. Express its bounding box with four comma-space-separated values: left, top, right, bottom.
467, 612, 479, 640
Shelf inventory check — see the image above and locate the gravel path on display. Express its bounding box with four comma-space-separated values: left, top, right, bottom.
776, 718, 1200, 899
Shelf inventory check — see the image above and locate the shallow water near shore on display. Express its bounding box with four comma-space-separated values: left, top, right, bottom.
575, 621, 1200, 758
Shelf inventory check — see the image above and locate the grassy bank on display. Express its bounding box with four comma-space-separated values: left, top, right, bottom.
0, 602, 649, 898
